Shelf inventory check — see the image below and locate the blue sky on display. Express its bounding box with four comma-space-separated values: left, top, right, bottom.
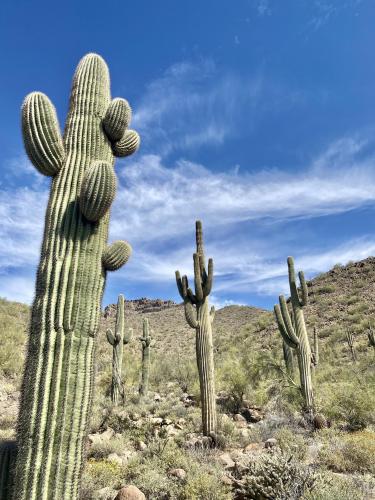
1, 0, 375, 310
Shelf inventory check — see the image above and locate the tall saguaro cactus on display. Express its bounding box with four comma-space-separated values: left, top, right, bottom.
175, 221, 217, 437
106, 294, 133, 405
311, 327, 319, 368
14, 54, 139, 500
274, 257, 314, 418
139, 318, 152, 398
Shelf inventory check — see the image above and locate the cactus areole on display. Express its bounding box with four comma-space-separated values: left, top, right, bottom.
175, 221, 217, 437
15, 54, 139, 500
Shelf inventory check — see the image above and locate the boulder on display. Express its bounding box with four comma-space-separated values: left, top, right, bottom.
114, 485, 146, 500
168, 468, 186, 480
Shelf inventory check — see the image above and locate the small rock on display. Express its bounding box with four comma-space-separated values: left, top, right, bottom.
93, 486, 116, 500
221, 475, 234, 486
243, 442, 264, 454
154, 393, 161, 402
163, 418, 172, 425
264, 438, 277, 449
150, 417, 163, 425
130, 413, 140, 421
114, 485, 146, 500
218, 452, 235, 470
234, 413, 246, 422
100, 428, 115, 440
107, 453, 126, 466
241, 408, 263, 423
135, 440, 147, 451
168, 468, 186, 480
166, 425, 179, 437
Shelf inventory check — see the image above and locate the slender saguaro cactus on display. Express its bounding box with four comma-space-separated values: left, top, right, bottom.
311, 327, 319, 368
282, 340, 295, 377
139, 318, 152, 398
274, 257, 314, 418
106, 294, 133, 405
0, 441, 17, 500
346, 329, 357, 362
14, 54, 139, 500
175, 221, 217, 437
368, 326, 375, 350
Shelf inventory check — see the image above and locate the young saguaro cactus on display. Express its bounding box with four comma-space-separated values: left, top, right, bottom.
106, 294, 133, 405
274, 257, 314, 418
346, 329, 357, 362
175, 221, 217, 437
139, 317, 152, 398
14, 54, 139, 500
368, 326, 375, 350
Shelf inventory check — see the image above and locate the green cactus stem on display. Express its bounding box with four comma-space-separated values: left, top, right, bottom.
0, 440, 17, 500
282, 341, 295, 378
139, 318, 152, 398
368, 326, 375, 350
106, 294, 133, 405
175, 221, 217, 437
274, 257, 314, 418
346, 329, 357, 362
311, 327, 319, 368
14, 53, 139, 500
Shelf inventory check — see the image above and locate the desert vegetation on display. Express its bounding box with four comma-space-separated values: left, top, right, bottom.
0, 53, 374, 500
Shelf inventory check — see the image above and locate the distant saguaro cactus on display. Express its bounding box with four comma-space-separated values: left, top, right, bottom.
14, 54, 139, 500
139, 318, 152, 398
346, 329, 357, 362
367, 326, 375, 350
274, 257, 314, 418
106, 294, 133, 405
0, 440, 17, 500
175, 221, 217, 437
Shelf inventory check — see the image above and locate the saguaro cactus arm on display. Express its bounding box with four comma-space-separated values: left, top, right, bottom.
274, 300, 299, 348
22, 92, 65, 176
287, 256, 308, 307
106, 328, 116, 345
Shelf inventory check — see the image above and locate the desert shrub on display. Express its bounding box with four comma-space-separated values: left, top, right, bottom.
321, 381, 375, 430
303, 470, 374, 500
319, 430, 375, 475
81, 459, 123, 492
274, 427, 308, 461
234, 451, 315, 499
316, 285, 335, 294
181, 472, 231, 499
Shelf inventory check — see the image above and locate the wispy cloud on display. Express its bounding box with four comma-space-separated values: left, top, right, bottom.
132, 59, 263, 156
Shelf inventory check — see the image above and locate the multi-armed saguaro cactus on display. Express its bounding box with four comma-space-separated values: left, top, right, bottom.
0, 440, 17, 500
175, 221, 217, 437
14, 54, 139, 500
106, 294, 133, 405
139, 317, 152, 398
274, 257, 314, 418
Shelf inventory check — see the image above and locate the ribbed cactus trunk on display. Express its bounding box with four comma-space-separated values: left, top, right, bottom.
0, 441, 17, 500
346, 329, 357, 362
106, 294, 132, 405
139, 318, 152, 398
274, 257, 314, 419
282, 340, 295, 378
14, 54, 139, 500
176, 221, 217, 437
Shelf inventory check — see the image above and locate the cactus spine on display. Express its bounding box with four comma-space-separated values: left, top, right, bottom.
175, 221, 217, 436
274, 257, 314, 418
139, 318, 152, 398
346, 329, 356, 361
106, 294, 132, 405
0, 441, 17, 500
15, 54, 139, 500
